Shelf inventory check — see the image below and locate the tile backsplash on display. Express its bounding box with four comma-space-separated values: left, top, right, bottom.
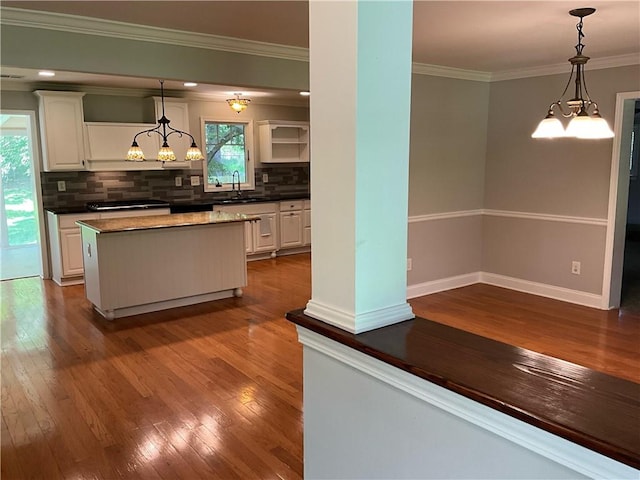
41, 165, 309, 209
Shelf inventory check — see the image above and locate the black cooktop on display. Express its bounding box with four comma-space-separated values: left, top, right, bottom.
86, 199, 170, 211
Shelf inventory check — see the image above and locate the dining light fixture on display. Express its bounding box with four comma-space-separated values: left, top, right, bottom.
532, 8, 614, 140
126, 80, 204, 162
227, 93, 251, 114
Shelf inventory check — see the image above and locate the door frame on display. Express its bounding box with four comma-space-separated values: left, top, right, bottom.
602, 91, 640, 309
0, 109, 49, 279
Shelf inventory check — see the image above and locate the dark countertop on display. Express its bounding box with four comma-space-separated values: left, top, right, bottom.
45, 194, 311, 215
286, 309, 640, 469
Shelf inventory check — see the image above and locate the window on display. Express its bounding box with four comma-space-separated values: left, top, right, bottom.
201, 119, 254, 192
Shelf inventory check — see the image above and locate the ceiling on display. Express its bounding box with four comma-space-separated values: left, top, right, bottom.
1, 1, 639, 99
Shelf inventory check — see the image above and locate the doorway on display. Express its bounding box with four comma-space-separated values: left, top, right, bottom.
603, 92, 640, 309
0, 112, 43, 280
620, 101, 640, 312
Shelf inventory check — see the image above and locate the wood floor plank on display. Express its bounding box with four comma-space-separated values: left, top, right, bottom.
2, 253, 637, 478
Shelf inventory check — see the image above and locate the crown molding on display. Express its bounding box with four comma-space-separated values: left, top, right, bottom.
0, 7, 309, 62
491, 53, 640, 82
412, 63, 491, 82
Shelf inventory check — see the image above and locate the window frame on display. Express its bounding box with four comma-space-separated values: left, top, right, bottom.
201, 117, 255, 193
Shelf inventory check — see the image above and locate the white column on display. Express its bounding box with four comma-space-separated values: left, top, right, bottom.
305, 0, 414, 333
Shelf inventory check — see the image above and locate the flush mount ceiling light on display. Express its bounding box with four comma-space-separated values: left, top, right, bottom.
38, 70, 55, 77
532, 8, 614, 140
126, 80, 204, 162
227, 93, 251, 114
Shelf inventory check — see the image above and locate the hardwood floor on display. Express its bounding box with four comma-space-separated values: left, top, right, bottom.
1, 253, 638, 478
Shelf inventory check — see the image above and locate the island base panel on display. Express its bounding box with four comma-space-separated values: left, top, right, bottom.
93, 289, 239, 320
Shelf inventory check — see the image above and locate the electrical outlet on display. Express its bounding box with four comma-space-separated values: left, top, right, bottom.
57, 180, 66, 192
571, 261, 581, 275
262, 173, 269, 183
407, 258, 412, 271
174, 176, 182, 187
190, 176, 200, 186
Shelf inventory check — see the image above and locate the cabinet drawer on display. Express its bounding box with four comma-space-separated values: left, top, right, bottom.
303, 200, 311, 210
280, 200, 303, 212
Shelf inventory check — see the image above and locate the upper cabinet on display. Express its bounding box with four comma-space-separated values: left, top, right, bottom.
84, 122, 161, 170
35, 91, 86, 171
258, 120, 309, 163
152, 97, 192, 168
153, 97, 192, 162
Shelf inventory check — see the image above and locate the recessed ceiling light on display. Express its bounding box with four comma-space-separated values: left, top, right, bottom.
38, 71, 56, 77
299, 91, 311, 96
183, 82, 198, 87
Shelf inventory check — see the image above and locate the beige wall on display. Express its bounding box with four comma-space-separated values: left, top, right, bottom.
408, 215, 482, 284
1, 24, 309, 91
405, 74, 488, 286
408, 74, 489, 216
482, 216, 606, 294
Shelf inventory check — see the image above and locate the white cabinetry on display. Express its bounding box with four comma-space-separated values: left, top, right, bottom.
47, 209, 170, 286
258, 120, 309, 163
303, 200, 311, 246
217, 203, 278, 258
35, 91, 86, 171
48, 212, 98, 285
279, 200, 304, 248
85, 123, 160, 168
153, 97, 192, 167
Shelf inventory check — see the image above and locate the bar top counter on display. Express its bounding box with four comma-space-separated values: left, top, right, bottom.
287, 310, 640, 470
76, 211, 258, 234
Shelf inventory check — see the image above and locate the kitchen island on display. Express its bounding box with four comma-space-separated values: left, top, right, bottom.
77, 211, 257, 320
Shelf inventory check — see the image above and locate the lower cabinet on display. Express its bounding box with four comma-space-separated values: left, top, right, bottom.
47, 208, 170, 286
280, 206, 303, 248
303, 200, 311, 246
217, 203, 278, 257
216, 199, 311, 260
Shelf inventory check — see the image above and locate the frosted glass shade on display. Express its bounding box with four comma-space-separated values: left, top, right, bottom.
566, 114, 615, 139
126, 143, 145, 161
531, 117, 566, 138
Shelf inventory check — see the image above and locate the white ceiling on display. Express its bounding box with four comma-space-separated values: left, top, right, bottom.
1, 1, 639, 99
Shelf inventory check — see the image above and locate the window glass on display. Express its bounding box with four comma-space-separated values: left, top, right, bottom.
202, 120, 253, 191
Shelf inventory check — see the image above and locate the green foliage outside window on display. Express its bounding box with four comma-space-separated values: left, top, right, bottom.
205, 122, 246, 185
1, 134, 37, 245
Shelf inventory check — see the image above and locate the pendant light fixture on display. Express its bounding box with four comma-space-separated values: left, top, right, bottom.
227, 93, 251, 114
532, 8, 614, 140
126, 80, 204, 162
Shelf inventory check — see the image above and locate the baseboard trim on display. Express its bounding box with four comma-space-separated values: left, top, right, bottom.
304, 300, 415, 334
407, 272, 604, 309
407, 272, 481, 299
479, 272, 603, 309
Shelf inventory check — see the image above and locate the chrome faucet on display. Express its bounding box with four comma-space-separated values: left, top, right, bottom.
231, 170, 242, 197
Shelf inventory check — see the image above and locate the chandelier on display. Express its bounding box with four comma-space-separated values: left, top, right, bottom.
126, 80, 204, 162
227, 93, 251, 114
531, 8, 614, 140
